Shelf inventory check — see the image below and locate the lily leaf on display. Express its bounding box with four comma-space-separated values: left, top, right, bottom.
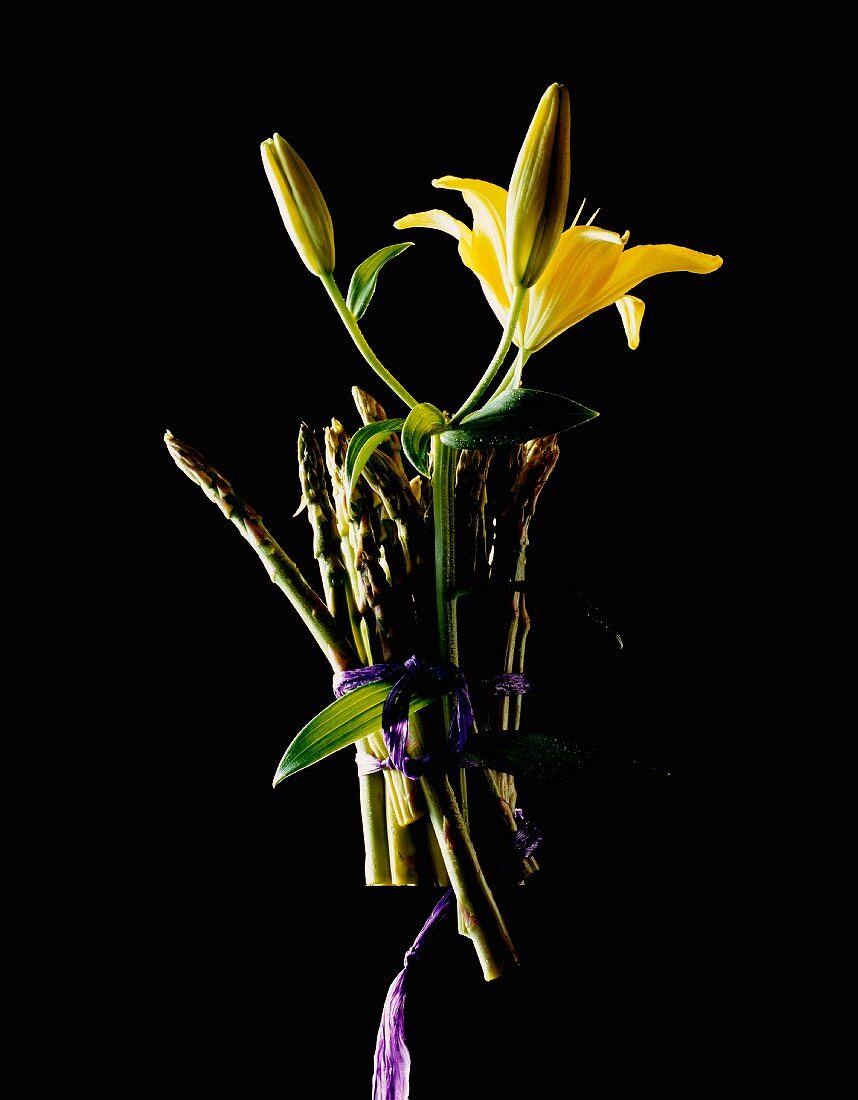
273, 682, 435, 785
460, 733, 598, 781
346, 243, 414, 320
401, 402, 446, 476
345, 419, 405, 501
441, 387, 597, 448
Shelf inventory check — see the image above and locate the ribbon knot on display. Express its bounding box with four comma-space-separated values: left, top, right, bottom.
333, 656, 475, 779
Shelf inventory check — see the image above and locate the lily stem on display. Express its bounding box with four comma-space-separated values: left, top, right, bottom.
447, 285, 527, 426
488, 348, 533, 403
320, 273, 419, 411
431, 436, 458, 671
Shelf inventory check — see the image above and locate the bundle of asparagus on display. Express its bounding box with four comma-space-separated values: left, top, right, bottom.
164, 390, 551, 960
166, 78, 722, 1099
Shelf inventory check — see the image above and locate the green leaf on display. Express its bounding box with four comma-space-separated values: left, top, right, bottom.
441, 387, 598, 448
401, 402, 446, 476
345, 419, 405, 501
272, 682, 435, 785
460, 733, 598, 782
346, 243, 414, 320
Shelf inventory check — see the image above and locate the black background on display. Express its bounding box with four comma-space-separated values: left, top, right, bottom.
129, 37, 746, 1097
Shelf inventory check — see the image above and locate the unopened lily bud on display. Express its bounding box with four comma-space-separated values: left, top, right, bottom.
261, 133, 335, 276
506, 83, 571, 288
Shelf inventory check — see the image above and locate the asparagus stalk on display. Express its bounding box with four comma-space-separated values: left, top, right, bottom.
506, 437, 560, 733
326, 420, 423, 834
352, 386, 409, 483
297, 423, 355, 643
409, 713, 518, 980
358, 766, 392, 887
298, 422, 391, 885
454, 447, 493, 588
486, 435, 561, 878
353, 390, 429, 591
164, 431, 357, 676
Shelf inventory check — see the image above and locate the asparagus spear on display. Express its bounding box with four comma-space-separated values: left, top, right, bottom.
352, 385, 409, 483
493, 436, 560, 735
297, 423, 355, 644
164, 431, 357, 676
326, 419, 423, 873
454, 447, 493, 588
484, 435, 561, 879
298, 422, 391, 886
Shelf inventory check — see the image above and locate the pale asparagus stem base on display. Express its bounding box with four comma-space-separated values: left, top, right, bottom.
359, 763, 392, 885
410, 706, 516, 976
386, 790, 419, 885
419, 771, 518, 981
363, 729, 421, 828
424, 819, 451, 887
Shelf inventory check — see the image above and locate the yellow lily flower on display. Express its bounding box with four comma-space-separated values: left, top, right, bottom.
394, 176, 722, 353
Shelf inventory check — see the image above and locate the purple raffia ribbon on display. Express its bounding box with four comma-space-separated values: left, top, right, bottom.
333, 656, 477, 779
373, 889, 455, 1100
512, 807, 543, 859
339, 662, 539, 1096
484, 672, 531, 697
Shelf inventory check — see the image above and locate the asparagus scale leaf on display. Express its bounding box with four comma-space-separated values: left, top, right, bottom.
442, 388, 597, 448
273, 681, 435, 784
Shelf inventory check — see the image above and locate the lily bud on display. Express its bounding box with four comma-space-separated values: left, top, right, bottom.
261, 133, 335, 276
506, 83, 571, 288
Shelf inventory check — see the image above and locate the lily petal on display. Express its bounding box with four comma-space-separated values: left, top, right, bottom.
394, 209, 469, 244
609, 243, 723, 295
616, 295, 645, 349
522, 226, 625, 351
433, 177, 514, 318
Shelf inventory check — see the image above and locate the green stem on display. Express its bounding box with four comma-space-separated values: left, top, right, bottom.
432, 434, 472, 936
448, 286, 527, 426
431, 436, 458, 668
320, 273, 419, 410
488, 347, 533, 404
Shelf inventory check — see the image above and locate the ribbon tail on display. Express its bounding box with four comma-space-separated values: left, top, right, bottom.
372, 970, 410, 1100
372, 889, 455, 1099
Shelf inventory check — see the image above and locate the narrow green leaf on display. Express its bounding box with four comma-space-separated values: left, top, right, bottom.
401, 402, 446, 476
460, 733, 598, 781
344, 419, 405, 501
461, 734, 667, 780
441, 387, 597, 448
346, 243, 414, 320
273, 682, 435, 784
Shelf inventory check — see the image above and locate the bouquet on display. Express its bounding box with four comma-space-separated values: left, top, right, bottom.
165, 81, 722, 1097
